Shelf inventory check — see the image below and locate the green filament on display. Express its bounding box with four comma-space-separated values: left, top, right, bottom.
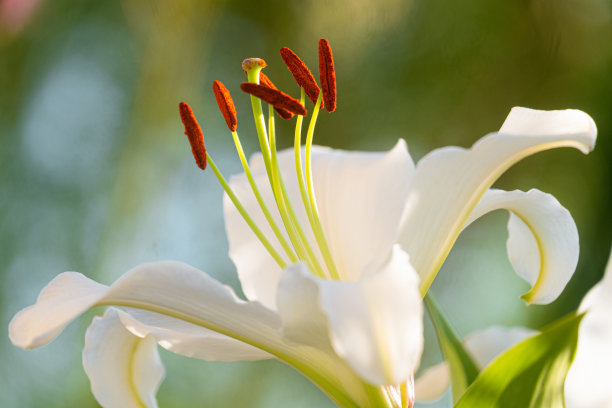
206, 153, 286, 268
267, 104, 326, 278
304, 93, 340, 279
231, 130, 297, 263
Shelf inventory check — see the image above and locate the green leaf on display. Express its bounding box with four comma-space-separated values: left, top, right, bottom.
425, 295, 480, 403
455, 312, 584, 408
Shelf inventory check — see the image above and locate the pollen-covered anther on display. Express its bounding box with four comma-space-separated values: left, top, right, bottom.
178, 102, 207, 170
279, 47, 321, 106
259, 73, 295, 120
318, 39, 336, 113
240, 82, 307, 116
212, 80, 238, 132
242, 58, 267, 72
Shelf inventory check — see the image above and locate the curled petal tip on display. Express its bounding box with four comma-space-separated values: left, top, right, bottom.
500, 107, 597, 153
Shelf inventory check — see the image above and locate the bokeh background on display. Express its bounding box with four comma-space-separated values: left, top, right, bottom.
1, 0, 611, 406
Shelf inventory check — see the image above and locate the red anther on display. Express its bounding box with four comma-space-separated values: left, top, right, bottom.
178, 102, 207, 170
318, 39, 336, 113
259, 73, 295, 120
279, 47, 321, 107
240, 82, 307, 116
212, 80, 238, 132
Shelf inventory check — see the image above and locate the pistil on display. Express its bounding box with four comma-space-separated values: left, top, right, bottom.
244, 60, 326, 277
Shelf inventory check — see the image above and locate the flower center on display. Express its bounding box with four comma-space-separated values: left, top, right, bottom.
179, 40, 340, 280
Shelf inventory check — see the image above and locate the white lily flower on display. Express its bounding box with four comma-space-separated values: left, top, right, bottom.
8, 39, 596, 408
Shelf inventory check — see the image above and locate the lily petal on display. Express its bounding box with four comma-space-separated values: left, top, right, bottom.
465, 189, 579, 304
9, 262, 382, 407
226, 141, 414, 308
276, 263, 332, 351
277, 246, 423, 385
9, 261, 283, 355
463, 326, 538, 369
309, 140, 414, 282
399, 107, 596, 294
565, 247, 612, 408
118, 308, 272, 361
9, 271, 107, 349
83, 308, 164, 408
414, 362, 450, 402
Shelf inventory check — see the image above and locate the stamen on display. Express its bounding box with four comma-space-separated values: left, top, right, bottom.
303, 93, 340, 279
244, 60, 326, 277
212, 80, 237, 132
206, 154, 287, 269
178, 102, 207, 170
318, 39, 337, 113
231, 128, 298, 264
240, 83, 307, 116
178, 101, 287, 267
259, 73, 295, 120
279, 47, 321, 106
267, 103, 325, 277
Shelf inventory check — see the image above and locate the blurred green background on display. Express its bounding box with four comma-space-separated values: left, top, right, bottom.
1, 0, 610, 406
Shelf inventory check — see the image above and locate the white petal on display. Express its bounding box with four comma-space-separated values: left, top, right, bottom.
565, 247, 612, 408
465, 189, 579, 304
276, 262, 331, 351
226, 141, 414, 308
9, 272, 107, 348
224, 167, 285, 310
414, 362, 450, 402
9, 262, 380, 407
499, 107, 596, 140
83, 308, 164, 408
463, 326, 538, 369
399, 107, 596, 293
309, 140, 414, 282
118, 308, 272, 361
9, 261, 283, 356
278, 246, 423, 385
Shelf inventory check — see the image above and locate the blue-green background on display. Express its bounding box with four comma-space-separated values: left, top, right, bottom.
1, 0, 610, 406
